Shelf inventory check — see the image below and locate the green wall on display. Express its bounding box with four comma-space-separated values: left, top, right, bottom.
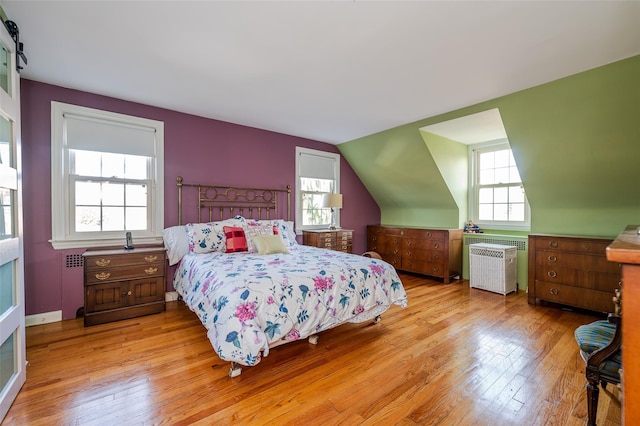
339, 55, 640, 238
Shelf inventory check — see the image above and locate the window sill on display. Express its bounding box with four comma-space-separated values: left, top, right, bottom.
49, 236, 164, 250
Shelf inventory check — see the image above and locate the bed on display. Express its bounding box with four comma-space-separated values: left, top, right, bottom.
163, 177, 408, 376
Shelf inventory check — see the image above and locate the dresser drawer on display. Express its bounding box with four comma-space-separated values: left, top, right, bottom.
402, 229, 445, 241
85, 251, 164, 271
535, 281, 585, 307
533, 236, 611, 255
404, 238, 444, 251
86, 263, 164, 284
537, 250, 621, 273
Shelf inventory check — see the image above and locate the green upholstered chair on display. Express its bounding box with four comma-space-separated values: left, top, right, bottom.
574, 288, 622, 426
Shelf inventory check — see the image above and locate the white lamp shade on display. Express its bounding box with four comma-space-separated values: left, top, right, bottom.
323, 193, 343, 209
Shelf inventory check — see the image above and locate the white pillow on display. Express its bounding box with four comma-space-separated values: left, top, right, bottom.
162, 226, 189, 266
187, 216, 245, 254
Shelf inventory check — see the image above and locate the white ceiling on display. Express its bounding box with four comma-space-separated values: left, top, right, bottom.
2, 1, 639, 145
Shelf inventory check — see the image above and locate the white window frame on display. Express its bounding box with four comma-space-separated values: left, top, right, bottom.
468, 140, 530, 231
50, 102, 164, 249
295, 147, 340, 233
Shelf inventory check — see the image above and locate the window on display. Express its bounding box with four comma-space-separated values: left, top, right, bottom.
295, 147, 340, 232
469, 141, 530, 231
51, 102, 164, 249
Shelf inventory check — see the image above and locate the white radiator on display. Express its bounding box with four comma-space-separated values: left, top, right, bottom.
469, 243, 517, 295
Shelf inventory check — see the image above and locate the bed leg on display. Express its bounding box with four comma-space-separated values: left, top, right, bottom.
373, 315, 381, 324
308, 335, 319, 345
229, 362, 242, 378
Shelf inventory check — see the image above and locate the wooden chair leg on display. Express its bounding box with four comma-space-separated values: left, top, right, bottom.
586, 380, 599, 426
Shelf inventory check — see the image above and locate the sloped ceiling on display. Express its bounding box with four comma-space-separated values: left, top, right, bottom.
2, 1, 639, 144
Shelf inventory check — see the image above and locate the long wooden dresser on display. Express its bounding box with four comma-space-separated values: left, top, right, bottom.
528, 234, 620, 312
367, 226, 462, 283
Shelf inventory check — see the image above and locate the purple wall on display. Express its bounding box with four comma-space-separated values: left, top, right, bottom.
20, 79, 381, 320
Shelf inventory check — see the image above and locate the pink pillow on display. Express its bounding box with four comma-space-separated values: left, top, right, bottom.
223, 226, 248, 253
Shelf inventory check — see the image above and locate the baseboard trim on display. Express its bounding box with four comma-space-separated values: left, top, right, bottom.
26, 293, 180, 326
26, 310, 62, 327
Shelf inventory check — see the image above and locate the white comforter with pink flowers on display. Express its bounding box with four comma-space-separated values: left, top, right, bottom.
174, 245, 407, 367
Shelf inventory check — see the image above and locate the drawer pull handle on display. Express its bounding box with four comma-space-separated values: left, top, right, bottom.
407, 241, 412, 247
581, 243, 590, 251
393, 249, 399, 254
406, 251, 412, 256
145, 255, 158, 262
548, 270, 557, 278
549, 241, 558, 248
433, 243, 440, 249
426, 232, 432, 238
433, 254, 440, 260
548, 255, 557, 262
122, 290, 132, 297
550, 288, 559, 295
95, 259, 111, 267
95, 272, 111, 281
145, 267, 158, 275
432, 265, 440, 272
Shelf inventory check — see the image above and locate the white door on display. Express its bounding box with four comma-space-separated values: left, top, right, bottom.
0, 20, 25, 421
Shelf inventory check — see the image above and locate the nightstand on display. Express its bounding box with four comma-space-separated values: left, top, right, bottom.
302, 229, 353, 253
83, 246, 166, 326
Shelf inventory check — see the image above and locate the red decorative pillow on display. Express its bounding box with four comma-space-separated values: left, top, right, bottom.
223, 226, 248, 253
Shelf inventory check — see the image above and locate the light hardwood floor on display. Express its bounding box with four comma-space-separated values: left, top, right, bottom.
5, 273, 621, 425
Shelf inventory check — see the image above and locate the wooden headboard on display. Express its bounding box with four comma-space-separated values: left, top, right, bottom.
176, 176, 291, 225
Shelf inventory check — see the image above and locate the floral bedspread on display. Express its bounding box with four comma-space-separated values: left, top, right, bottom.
174, 245, 408, 367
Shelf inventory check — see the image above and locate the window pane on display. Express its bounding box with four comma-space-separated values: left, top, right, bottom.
126, 184, 147, 206
76, 206, 101, 232
0, 41, 10, 96
478, 204, 493, 221
102, 183, 124, 205
510, 203, 525, 221
301, 177, 333, 192
478, 187, 493, 203
479, 151, 494, 169
509, 166, 521, 183
494, 149, 510, 168
479, 169, 494, 185
76, 181, 101, 205
0, 188, 13, 239
101, 152, 125, 178
494, 187, 508, 203
73, 150, 102, 177
0, 261, 14, 315
301, 192, 331, 226
0, 115, 12, 166
494, 167, 509, 184
494, 203, 509, 221
509, 186, 525, 203
125, 156, 148, 179
0, 332, 16, 392
102, 207, 124, 231
126, 207, 147, 230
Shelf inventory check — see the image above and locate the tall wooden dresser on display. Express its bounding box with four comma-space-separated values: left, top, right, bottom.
528, 234, 620, 312
367, 226, 462, 283
606, 225, 640, 426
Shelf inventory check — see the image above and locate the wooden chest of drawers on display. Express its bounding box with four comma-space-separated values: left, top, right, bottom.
302, 229, 353, 253
367, 226, 462, 283
528, 234, 620, 313
83, 246, 166, 326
